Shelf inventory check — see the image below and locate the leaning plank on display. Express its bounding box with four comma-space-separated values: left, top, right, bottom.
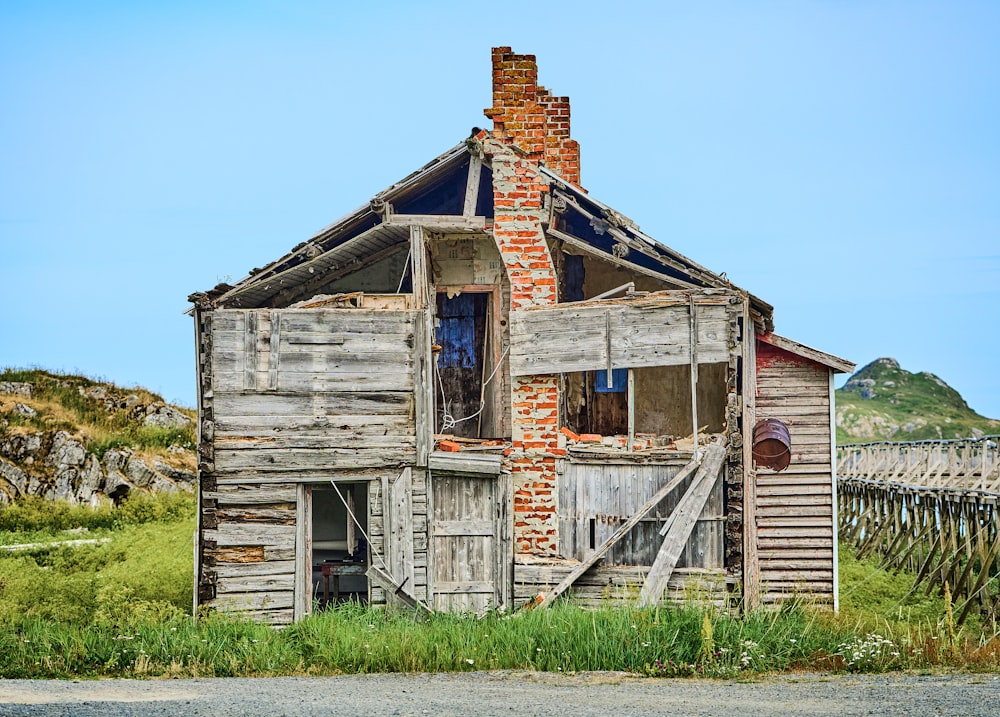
639, 442, 726, 606
366, 564, 433, 615
529, 453, 702, 609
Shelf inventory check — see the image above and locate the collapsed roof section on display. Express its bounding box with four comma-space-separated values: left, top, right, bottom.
189, 139, 774, 330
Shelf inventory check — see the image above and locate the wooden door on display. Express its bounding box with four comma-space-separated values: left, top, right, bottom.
431, 473, 510, 612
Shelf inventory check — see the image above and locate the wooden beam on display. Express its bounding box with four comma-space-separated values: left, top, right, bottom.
463, 154, 482, 217
743, 308, 760, 610
639, 442, 726, 606
527, 454, 702, 609
689, 294, 699, 453
547, 228, 696, 289
389, 215, 489, 231
366, 564, 433, 615
411, 226, 432, 467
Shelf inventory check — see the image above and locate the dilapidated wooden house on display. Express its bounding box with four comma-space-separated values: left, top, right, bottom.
189, 47, 854, 624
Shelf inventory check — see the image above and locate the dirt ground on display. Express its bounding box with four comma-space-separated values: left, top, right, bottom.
1, 671, 998, 716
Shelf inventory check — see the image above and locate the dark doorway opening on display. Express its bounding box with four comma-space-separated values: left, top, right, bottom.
435, 291, 492, 438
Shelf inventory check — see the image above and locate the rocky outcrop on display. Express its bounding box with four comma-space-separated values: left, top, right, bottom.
0, 430, 195, 505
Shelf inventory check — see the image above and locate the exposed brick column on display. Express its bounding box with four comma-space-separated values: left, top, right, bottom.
483, 47, 581, 557
484, 136, 561, 556
485, 47, 580, 187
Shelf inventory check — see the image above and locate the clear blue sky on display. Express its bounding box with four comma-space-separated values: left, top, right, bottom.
3, 1, 998, 418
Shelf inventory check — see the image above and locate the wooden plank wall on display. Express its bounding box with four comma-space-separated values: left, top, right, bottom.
209, 309, 417, 479
509, 293, 732, 376
368, 468, 430, 606
514, 563, 731, 609
754, 341, 835, 605
557, 459, 724, 570
199, 307, 419, 621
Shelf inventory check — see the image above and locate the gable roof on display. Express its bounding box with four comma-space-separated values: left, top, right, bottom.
191, 138, 774, 328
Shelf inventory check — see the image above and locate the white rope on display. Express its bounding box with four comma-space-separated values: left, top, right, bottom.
436, 344, 510, 431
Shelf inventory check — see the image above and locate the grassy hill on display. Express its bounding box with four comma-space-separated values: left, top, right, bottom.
0, 368, 196, 504
835, 358, 999, 444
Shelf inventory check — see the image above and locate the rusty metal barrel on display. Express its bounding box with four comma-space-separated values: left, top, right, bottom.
752, 418, 791, 471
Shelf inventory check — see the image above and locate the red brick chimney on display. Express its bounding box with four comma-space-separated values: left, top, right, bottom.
484, 47, 581, 186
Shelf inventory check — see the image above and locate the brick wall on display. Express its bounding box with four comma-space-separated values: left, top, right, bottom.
482, 47, 578, 557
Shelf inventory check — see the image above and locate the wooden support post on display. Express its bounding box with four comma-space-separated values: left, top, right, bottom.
627, 368, 635, 452
689, 294, 699, 453
411, 226, 433, 467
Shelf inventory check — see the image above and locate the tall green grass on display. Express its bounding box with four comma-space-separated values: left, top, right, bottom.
1, 493, 998, 678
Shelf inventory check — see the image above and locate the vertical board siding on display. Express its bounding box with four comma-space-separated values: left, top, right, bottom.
431, 473, 509, 612
755, 342, 835, 605
557, 460, 724, 570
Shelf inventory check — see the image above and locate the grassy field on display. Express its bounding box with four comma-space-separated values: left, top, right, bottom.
0, 493, 997, 679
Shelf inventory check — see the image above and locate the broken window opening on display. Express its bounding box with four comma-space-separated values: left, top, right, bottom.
561, 362, 728, 452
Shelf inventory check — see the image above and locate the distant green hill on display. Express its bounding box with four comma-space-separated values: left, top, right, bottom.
835, 358, 999, 444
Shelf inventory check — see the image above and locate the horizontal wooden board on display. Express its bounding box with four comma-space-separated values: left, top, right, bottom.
204, 523, 296, 548
214, 561, 296, 579
757, 549, 833, 560
212, 590, 294, 611
213, 370, 413, 393
216, 575, 294, 593
214, 434, 416, 451
204, 484, 297, 505
756, 483, 832, 497
214, 447, 414, 473
213, 391, 413, 417
214, 415, 413, 436
757, 537, 833, 549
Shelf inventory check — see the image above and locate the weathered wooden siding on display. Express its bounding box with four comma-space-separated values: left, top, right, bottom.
209, 308, 417, 478
368, 468, 430, 606
754, 341, 835, 605
199, 307, 420, 620
557, 458, 724, 569
514, 563, 731, 609
509, 293, 733, 376
202, 483, 298, 625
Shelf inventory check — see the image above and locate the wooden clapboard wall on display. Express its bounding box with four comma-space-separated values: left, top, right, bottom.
754, 341, 835, 605
509, 292, 733, 377
200, 307, 419, 623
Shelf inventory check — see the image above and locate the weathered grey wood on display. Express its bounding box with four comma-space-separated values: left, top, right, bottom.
639, 442, 725, 606
387, 214, 488, 231
212, 591, 294, 612
214, 447, 415, 473
427, 451, 502, 475
213, 391, 413, 417
463, 154, 482, 216
547, 227, 692, 289
387, 468, 415, 598
214, 561, 296, 579
532, 454, 702, 608
204, 484, 297, 505
414, 309, 432, 467
205, 524, 296, 548
294, 484, 311, 621
509, 297, 731, 376
759, 333, 855, 374
366, 564, 432, 614
688, 295, 699, 452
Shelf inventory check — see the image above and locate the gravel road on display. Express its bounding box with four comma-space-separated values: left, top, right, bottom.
1, 671, 997, 717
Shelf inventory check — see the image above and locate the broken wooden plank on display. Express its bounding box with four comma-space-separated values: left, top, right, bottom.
639, 441, 726, 606
529, 453, 702, 609
366, 564, 433, 615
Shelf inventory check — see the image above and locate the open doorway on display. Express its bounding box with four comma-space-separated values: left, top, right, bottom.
310, 483, 369, 608
434, 290, 499, 438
